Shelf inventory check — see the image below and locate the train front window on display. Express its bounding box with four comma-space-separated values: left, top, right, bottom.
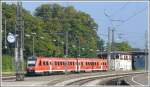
28, 64, 35, 67
27, 56, 36, 67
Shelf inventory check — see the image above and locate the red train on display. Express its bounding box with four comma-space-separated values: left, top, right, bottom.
27, 56, 108, 75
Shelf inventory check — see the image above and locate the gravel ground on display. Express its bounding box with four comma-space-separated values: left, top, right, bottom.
2, 71, 145, 86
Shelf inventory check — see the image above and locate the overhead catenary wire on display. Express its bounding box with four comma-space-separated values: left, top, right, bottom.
111, 2, 129, 17
116, 6, 147, 27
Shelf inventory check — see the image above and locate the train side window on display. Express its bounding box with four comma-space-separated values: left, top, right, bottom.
55, 62, 57, 65
43, 61, 45, 66
49, 62, 51, 65
46, 61, 49, 65
92, 62, 94, 65
57, 62, 59, 65
39, 60, 42, 66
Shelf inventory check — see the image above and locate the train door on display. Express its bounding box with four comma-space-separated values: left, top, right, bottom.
76, 59, 80, 72
49, 60, 52, 73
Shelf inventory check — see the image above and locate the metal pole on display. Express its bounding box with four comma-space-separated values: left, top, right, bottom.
78, 38, 80, 57
15, 1, 24, 81
108, 27, 112, 71
64, 31, 68, 74
112, 29, 115, 52
145, 30, 148, 71
111, 28, 115, 70
33, 36, 35, 56
4, 18, 7, 49
0, 2, 2, 79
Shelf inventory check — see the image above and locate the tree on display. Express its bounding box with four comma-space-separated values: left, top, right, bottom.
34, 4, 101, 57
2, 3, 104, 58
113, 41, 132, 51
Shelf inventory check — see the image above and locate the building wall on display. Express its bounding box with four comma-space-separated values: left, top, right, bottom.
113, 54, 132, 71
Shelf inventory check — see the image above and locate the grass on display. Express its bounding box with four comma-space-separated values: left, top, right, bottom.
2, 55, 15, 73
2, 55, 27, 75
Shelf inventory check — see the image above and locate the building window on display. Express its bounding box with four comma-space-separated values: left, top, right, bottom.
116, 55, 119, 59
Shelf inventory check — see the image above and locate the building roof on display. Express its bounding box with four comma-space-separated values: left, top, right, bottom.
97, 51, 132, 57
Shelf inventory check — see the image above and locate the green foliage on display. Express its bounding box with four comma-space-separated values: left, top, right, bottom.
2, 3, 104, 59
114, 41, 132, 51
2, 55, 14, 72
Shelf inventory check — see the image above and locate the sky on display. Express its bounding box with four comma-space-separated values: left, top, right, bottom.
6, 1, 149, 49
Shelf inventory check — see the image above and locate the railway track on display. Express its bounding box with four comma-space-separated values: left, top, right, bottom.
2, 71, 146, 86
54, 72, 146, 86
2, 71, 105, 81
65, 74, 130, 85
1, 76, 16, 80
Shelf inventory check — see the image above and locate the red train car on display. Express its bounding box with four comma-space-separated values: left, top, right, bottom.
26, 56, 108, 75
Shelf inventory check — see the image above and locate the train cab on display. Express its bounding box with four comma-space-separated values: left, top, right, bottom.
26, 56, 37, 74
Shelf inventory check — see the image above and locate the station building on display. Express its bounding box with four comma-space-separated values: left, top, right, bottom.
98, 51, 132, 71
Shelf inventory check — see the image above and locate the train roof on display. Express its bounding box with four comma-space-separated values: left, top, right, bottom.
36, 57, 103, 60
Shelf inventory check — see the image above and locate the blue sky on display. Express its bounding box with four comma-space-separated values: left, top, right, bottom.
7, 1, 148, 49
